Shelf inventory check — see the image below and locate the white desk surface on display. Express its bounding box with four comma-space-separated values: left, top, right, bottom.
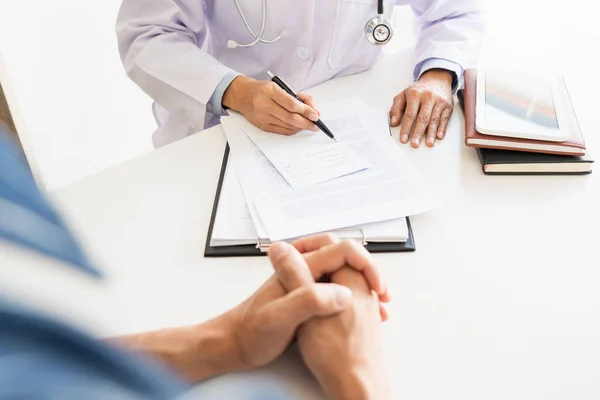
51, 52, 600, 399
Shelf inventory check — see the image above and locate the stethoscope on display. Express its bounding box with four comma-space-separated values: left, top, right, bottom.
227, 0, 393, 48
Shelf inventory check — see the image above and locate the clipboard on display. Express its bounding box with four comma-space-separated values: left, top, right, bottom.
204, 145, 416, 257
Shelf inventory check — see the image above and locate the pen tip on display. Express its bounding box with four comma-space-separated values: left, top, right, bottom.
266, 71, 274, 78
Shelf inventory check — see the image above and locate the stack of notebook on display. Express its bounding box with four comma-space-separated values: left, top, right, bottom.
459, 69, 593, 175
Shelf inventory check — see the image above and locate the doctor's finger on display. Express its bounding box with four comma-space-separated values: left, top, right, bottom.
410, 96, 435, 148
265, 123, 299, 136
436, 107, 453, 140
425, 102, 446, 147
266, 113, 301, 131
297, 93, 321, 116
389, 92, 407, 127
399, 96, 420, 144
272, 86, 319, 122
270, 101, 318, 132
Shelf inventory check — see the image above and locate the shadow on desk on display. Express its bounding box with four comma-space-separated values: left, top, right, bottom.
191, 346, 326, 399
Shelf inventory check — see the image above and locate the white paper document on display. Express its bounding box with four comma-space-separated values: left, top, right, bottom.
238, 118, 371, 189
220, 97, 440, 241
210, 162, 258, 246
211, 164, 409, 246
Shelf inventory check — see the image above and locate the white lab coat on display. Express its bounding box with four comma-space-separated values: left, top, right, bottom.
116, 0, 485, 148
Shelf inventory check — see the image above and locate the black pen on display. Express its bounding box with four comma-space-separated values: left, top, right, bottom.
266, 71, 337, 142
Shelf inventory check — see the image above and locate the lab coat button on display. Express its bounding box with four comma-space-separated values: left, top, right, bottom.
297, 47, 309, 60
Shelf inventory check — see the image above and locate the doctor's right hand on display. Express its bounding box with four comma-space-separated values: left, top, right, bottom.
222, 76, 320, 135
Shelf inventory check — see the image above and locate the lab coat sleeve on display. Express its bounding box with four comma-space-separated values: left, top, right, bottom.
116, 0, 237, 131
207, 71, 242, 116
418, 58, 461, 92
398, 0, 486, 89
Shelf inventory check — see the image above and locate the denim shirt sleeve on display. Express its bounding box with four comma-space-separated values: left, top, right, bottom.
0, 127, 293, 399
0, 130, 101, 278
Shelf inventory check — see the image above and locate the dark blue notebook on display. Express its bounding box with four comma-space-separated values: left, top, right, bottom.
475, 147, 593, 175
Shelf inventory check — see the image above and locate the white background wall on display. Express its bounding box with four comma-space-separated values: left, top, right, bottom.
0, 0, 155, 190
0, 0, 597, 191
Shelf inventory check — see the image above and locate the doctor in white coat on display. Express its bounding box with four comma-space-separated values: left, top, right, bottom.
116, 0, 484, 149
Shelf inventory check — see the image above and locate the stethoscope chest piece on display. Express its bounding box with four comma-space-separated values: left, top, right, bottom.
365, 16, 394, 45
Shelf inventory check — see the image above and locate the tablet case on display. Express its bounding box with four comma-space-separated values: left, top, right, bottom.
204, 145, 416, 257
458, 88, 593, 176
461, 69, 586, 156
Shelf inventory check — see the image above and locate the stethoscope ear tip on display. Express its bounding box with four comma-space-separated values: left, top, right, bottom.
227, 40, 238, 49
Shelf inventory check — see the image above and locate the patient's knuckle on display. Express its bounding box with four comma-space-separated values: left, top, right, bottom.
340, 239, 361, 254
305, 287, 321, 307
323, 233, 339, 244
313, 233, 339, 247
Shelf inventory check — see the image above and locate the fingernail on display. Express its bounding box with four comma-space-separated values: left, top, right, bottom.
380, 278, 387, 295
413, 138, 421, 147
427, 137, 434, 146
334, 286, 353, 309
383, 290, 391, 302
401, 134, 409, 143
391, 116, 398, 125
308, 112, 319, 121
437, 132, 445, 140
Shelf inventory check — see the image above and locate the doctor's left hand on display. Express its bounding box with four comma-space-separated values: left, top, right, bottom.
389, 68, 454, 148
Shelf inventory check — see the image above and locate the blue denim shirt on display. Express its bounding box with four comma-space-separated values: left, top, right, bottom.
0, 127, 290, 399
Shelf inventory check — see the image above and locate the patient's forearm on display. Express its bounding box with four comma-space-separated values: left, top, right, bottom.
109, 314, 244, 383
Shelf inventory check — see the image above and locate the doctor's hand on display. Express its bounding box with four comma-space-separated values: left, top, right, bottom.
270, 239, 393, 400
389, 68, 454, 148
222, 75, 320, 135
